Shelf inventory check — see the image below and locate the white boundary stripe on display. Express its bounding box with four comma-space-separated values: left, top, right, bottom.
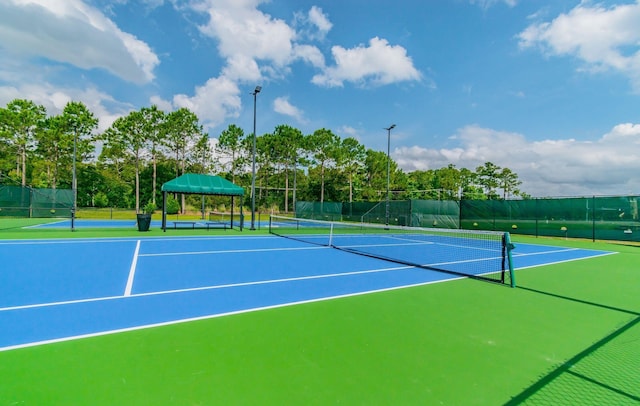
511, 247, 580, 257
0, 265, 412, 312
515, 251, 618, 270
0, 275, 457, 353
124, 240, 141, 296
139, 245, 328, 257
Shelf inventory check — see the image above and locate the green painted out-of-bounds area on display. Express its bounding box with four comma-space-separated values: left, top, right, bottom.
0, 230, 638, 405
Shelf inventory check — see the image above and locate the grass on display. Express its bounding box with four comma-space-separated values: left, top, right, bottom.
0, 231, 638, 404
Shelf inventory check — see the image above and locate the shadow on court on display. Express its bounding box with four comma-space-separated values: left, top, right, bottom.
505, 286, 640, 405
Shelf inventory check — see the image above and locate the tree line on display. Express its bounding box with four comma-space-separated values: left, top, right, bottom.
0, 98, 526, 213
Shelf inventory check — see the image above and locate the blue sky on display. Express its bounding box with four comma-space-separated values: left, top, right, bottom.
1, 0, 639, 197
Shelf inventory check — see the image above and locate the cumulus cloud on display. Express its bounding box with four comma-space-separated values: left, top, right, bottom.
294, 5, 332, 41
518, 1, 640, 91
273, 96, 306, 123
312, 37, 422, 87
0, 82, 130, 132
195, 0, 297, 76
394, 124, 640, 197
308, 6, 332, 37
171, 76, 242, 129
0, 0, 159, 84
183, 1, 420, 130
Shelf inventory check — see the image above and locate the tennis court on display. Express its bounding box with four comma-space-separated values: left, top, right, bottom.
0, 232, 613, 350
0, 222, 638, 404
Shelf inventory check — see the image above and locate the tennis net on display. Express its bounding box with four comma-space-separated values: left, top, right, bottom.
269, 215, 516, 287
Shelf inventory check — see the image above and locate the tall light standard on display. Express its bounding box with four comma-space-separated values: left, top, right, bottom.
71, 132, 77, 232
250, 85, 262, 230
384, 124, 395, 226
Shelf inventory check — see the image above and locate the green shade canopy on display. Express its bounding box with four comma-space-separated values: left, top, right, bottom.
161, 173, 244, 196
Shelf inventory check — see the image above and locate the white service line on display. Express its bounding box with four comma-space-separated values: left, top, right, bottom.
124, 240, 141, 296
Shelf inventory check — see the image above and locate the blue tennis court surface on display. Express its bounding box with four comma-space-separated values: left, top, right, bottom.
0, 236, 615, 351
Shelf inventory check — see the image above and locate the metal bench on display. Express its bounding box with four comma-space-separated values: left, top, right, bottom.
171, 221, 197, 229
205, 221, 228, 230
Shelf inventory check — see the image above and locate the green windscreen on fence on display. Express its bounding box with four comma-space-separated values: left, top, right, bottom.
295, 201, 342, 221
31, 188, 73, 218
0, 185, 72, 218
411, 200, 460, 229
297, 195, 640, 242
0, 186, 31, 217
461, 196, 639, 241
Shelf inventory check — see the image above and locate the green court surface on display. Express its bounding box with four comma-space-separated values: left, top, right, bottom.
0, 229, 638, 405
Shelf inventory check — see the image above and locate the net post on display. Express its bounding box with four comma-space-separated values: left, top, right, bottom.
329, 222, 334, 247
504, 232, 516, 288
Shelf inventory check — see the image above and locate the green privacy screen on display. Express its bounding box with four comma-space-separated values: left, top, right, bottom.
296, 195, 640, 242
0, 186, 73, 218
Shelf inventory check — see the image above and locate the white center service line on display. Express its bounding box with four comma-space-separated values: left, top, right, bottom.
124, 240, 141, 296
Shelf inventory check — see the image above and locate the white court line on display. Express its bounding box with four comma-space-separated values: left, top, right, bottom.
139, 245, 328, 257
0, 265, 413, 312
0, 274, 454, 353
22, 220, 68, 229
340, 241, 433, 249
124, 240, 141, 296
511, 247, 580, 257
515, 251, 618, 270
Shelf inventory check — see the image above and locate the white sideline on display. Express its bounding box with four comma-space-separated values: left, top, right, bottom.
124, 240, 141, 296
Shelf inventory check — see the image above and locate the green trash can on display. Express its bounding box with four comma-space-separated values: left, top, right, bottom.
137, 214, 152, 231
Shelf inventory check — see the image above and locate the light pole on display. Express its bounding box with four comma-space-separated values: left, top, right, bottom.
71, 132, 77, 232
384, 124, 395, 226
250, 85, 261, 230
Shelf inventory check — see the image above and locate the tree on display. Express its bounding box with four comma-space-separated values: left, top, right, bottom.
61, 102, 98, 206
459, 168, 483, 199
434, 164, 459, 200
164, 108, 202, 213
362, 149, 388, 200
141, 105, 166, 205
216, 124, 246, 183
406, 170, 437, 199
164, 108, 201, 178
476, 162, 501, 199
498, 167, 522, 199
35, 114, 66, 189
336, 137, 366, 203
306, 128, 340, 203
103, 111, 146, 212
0, 99, 46, 186
270, 125, 304, 212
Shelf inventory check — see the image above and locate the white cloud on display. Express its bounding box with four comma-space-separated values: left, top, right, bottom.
171, 75, 242, 129
308, 6, 332, 37
195, 0, 296, 78
0, 0, 159, 84
394, 124, 640, 197
0, 82, 130, 132
222, 55, 263, 82
338, 125, 358, 137
312, 37, 422, 87
518, 1, 640, 91
294, 6, 332, 41
149, 95, 173, 112
273, 96, 305, 123
293, 44, 326, 69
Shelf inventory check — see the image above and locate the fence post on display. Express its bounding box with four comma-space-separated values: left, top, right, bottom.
592, 195, 596, 242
